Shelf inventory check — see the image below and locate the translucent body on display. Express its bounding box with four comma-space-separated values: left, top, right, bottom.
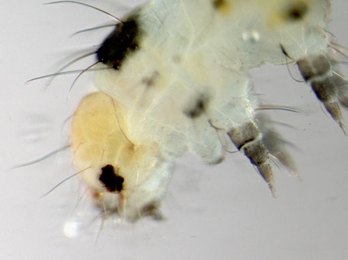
95, 0, 331, 160
69, 0, 347, 220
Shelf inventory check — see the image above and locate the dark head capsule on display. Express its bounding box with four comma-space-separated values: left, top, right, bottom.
96, 17, 141, 70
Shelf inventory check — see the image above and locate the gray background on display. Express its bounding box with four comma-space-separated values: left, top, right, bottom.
1, 0, 348, 259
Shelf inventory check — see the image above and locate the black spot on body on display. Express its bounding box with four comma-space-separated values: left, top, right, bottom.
284, 2, 308, 21
96, 16, 141, 70
142, 71, 159, 87
184, 96, 208, 118
99, 164, 124, 192
212, 0, 225, 9
212, 0, 231, 15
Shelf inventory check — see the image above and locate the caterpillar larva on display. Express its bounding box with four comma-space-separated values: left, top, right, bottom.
49, 0, 348, 221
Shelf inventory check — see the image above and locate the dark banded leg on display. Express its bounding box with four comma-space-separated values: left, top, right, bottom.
228, 121, 275, 195
228, 116, 296, 195
297, 54, 347, 135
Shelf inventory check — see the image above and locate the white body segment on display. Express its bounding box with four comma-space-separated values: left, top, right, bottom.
68, 0, 347, 220
95, 0, 331, 159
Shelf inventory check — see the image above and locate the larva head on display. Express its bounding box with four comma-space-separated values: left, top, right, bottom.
70, 92, 172, 220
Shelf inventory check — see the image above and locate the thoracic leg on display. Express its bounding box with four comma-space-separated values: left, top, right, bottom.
297, 54, 348, 135
228, 120, 275, 195
227, 113, 296, 195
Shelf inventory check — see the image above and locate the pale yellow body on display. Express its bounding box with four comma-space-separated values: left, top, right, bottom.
70, 92, 172, 220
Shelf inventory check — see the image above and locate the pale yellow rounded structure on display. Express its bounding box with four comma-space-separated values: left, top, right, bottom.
70, 92, 172, 221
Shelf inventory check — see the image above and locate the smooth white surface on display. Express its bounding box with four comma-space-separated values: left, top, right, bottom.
2, 0, 348, 259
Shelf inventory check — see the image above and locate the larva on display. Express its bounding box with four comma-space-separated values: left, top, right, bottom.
50, 0, 347, 221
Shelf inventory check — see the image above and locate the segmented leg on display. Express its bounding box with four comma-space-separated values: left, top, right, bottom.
227, 112, 297, 195
297, 54, 348, 135
228, 121, 275, 195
